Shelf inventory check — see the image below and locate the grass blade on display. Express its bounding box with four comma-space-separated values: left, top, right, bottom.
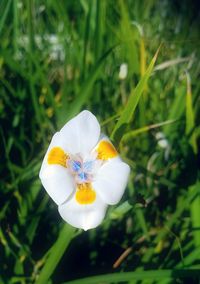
121, 119, 176, 143
58, 46, 114, 126
35, 224, 76, 284
111, 47, 160, 142
0, 0, 12, 36
118, 0, 139, 75
185, 72, 197, 153
94, 0, 106, 61
62, 269, 200, 284
190, 182, 200, 249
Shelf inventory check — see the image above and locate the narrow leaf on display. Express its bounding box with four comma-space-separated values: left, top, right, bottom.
0, 0, 12, 36
35, 224, 76, 284
111, 47, 160, 141
63, 269, 200, 284
58, 46, 114, 127
185, 72, 197, 153
121, 119, 176, 143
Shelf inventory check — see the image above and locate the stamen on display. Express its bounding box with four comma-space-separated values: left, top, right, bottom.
71, 160, 82, 172
78, 172, 88, 182
83, 161, 93, 172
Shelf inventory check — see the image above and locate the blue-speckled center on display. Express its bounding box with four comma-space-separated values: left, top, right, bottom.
68, 159, 94, 184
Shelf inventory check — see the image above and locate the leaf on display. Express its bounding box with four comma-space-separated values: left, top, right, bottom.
185, 72, 197, 153
121, 119, 176, 143
118, 0, 139, 74
62, 269, 200, 284
111, 47, 160, 142
0, 0, 12, 36
35, 224, 76, 284
57, 46, 114, 127
190, 182, 200, 249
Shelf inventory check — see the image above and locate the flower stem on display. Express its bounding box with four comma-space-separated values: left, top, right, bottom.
35, 224, 76, 284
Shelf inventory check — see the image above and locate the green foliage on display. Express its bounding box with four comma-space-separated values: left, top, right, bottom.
0, 0, 200, 283
62, 269, 200, 284
111, 47, 159, 142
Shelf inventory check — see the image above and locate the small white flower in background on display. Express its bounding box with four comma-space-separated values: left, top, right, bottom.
155, 132, 170, 161
119, 63, 128, 80
39, 110, 130, 231
155, 132, 169, 149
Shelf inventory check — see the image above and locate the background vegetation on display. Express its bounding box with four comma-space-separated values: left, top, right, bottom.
0, 0, 200, 283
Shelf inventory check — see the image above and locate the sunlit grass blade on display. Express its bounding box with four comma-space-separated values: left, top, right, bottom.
121, 119, 176, 143
140, 36, 147, 77
184, 72, 200, 251
185, 72, 197, 153
111, 47, 160, 142
62, 269, 200, 284
138, 30, 147, 129
190, 182, 200, 249
154, 57, 191, 71
185, 72, 194, 133
35, 224, 76, 284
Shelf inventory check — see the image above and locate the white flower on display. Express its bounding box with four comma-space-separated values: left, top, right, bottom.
155, 132, 169, 149
119, 63, 128, 80
39, 110, 130, 230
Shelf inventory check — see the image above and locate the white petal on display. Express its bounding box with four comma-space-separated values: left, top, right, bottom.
93, 134, 121, 162
58, 193, 107, 230
59, 110, 100, 156
92, 160, 130, 205
40, 165, 75, 205
39, 133, 75, 205
39, 132, 69, 174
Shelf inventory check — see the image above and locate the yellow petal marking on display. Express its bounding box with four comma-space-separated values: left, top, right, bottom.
47, 147, 68, 167
96, 140, 118, 160
76, 183, 96, 205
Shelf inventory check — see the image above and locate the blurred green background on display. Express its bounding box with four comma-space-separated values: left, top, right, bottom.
0, 0, 200, 283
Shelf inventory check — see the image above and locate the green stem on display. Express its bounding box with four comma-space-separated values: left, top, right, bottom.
35, 224, 76, 284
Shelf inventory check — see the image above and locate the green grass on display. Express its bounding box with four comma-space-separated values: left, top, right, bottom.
0, 0, 200, 283
62, 269, 200, 284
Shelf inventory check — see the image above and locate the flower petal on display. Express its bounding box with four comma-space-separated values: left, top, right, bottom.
46, 131, 71, 154
60, 110, 100, 156
39, 133, 75, 205
39, 131, 72, 174
92, 160, 130, 205
40, 166, 75, 205
75, 183, 96, 204
58, 191, 107, 230
94, 136, 119, 161
47, 147, 68, 167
